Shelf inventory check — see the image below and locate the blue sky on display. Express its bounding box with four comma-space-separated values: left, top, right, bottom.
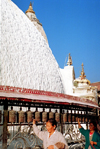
12, 0, 100, 83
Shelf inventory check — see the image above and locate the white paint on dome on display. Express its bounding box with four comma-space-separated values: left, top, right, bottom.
0, 0, 64, 93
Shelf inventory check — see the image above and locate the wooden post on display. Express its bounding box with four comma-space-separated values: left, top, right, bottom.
2, 99, 8, 149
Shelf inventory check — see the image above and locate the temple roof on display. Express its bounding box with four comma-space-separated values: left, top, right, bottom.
90, 82, 100, 91
0, 0, 64, 93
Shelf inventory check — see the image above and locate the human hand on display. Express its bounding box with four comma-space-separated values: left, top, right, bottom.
33, 119, 36, 125
90, 141, 97, 146
48, 145, 54, 149
90, 141, 94, 146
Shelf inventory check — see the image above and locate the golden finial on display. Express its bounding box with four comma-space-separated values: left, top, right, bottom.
25, 2, 35, 14
80, 63, 86, 79
67, 53, 72, 66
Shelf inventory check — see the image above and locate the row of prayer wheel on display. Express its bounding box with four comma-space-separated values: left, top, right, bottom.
8, 107, 93, 123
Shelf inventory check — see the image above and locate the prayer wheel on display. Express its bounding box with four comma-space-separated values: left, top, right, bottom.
63, 110, 67, 123
75, 114, 78, 122
35, 108, 41, 122
9, 107, 16, 123
72, 114, 75, 122
68, 113, 71, 122
49, 109, 54, 119
85, 116, 88, 122
18, 107, 25, 123
82, 116, 85, 123
42, 108, 47, 122
27, 109, 33, 123
0, 110, 1, 123
55, 110, 60, 122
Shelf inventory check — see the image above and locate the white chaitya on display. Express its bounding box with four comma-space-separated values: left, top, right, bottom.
60, 54, 75, 95
60, 54, 97, 103
0, 0, 64, 94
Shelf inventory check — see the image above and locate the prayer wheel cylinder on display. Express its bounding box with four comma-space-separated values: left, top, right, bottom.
75, 115, 78, 122
72, 115, 75, 122
49, 109, 54, 119
68, 113, 71, 122
27, 110, 33, 123
9, 107, 16, 123
0, 110, 1, 123
63, 112, 67, 123
85, 117, 88, 122
55, 110, 60, 122
82, 116, 85, 123
35, 109, 41, 122
18, 108, 25, 123
42, 109, 47, 122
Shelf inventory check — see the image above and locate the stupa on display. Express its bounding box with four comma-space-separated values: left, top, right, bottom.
0, 0, 99, 148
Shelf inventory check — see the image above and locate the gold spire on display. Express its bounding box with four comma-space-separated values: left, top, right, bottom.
80, 63, 86, 79
25, 2, 35, 14
67, 53, 72, 66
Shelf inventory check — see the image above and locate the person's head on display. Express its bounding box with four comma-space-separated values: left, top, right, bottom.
46, 118, 57, 133
89, 120, 97, 131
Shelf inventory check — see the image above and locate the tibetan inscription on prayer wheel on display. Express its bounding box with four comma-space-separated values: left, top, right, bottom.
27, 110, 33, 123
18, 110, 25, 123
9, 109, 16, 123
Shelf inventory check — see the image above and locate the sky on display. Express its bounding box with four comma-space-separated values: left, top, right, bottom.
12, 0, 100, 83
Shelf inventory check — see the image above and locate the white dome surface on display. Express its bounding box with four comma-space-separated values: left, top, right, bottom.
0, 0, 64, 93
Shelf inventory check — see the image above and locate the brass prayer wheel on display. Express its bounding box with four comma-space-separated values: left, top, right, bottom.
35, 108, 41, 122
63, 110, 67, 123
72, 115, 75, 122
9, 107, 16, 123
49, 109, 54, 119
55, 110, 60, 122
27, 109, 33, 123
42, 108, 47, 122
18, 107, 25, 123
68, 113, 71, 122
0, 110, 1, 123
75, 115, 78, 122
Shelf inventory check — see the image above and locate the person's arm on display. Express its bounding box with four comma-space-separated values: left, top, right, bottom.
78, 118, 88, 136
33, 119, 45, 140
78, 118, 82, 128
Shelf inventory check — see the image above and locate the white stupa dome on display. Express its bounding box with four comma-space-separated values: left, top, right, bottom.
0, 0, 64, 93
